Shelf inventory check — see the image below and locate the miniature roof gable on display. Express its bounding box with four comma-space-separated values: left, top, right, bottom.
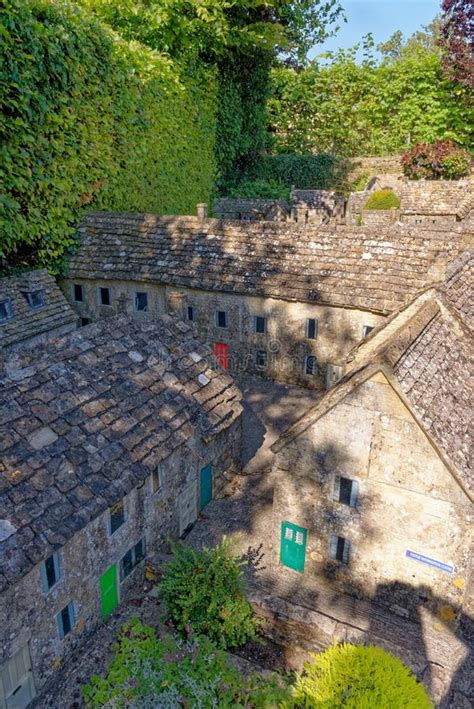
0, 270, 77, 351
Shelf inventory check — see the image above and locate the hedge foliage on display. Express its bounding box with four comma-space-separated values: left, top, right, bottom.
364, 190, 401, 209
292, 643, 433, 708
160, 538, 259, 649
0, 0, 216, 272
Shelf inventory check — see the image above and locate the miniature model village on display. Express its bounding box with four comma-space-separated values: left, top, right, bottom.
0, 177, 472, 708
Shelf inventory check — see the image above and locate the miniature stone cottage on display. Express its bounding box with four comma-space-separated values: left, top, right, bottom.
61, 211, 463, 391
0, 270, 77, 354
0, 314, 242, 705
271, 251, 473, 623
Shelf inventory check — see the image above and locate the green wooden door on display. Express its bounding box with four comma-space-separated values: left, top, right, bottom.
280, 521, 307, 572
100, 564, 118, 618
199, 464, 213, 510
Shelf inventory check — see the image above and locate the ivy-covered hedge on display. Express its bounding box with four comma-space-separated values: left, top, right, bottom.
0, 0, 216, 272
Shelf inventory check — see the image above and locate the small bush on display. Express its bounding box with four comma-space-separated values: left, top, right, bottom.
292, 643, 432, 708
160, 538, 260, 648
364, 189, 401, 210
82, 619, 289, 708
401, 140, 471, 180
228, 178, 290, 200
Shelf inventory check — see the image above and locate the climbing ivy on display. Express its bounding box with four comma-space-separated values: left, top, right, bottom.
0, 0, 216, 273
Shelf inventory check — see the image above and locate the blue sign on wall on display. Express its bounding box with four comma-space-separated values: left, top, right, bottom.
406, 550, 453, 574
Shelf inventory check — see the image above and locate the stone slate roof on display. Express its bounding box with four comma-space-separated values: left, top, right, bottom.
68, 212, 462, 315
0, 314, 242, 590
399, 180, 472, 216
442, 250, 473, 329
0, 270, 77, 351
272, 287, 473, 498
290, 189, 337, 209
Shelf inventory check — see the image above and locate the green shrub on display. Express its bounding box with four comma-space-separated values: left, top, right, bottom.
160, 538, 259, 648
237, 153, 339, 191
401, 140, 471, 180
364, 190, 401, 210
0, 0, 216, 273
82, 619, 289, 708
292, 643, 433, 708
228, 178, 290, 200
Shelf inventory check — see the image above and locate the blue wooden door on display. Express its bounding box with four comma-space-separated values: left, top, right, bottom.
199, 464, 213, 510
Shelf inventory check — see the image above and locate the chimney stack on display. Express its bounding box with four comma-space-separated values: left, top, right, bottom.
197, 203, 208, 222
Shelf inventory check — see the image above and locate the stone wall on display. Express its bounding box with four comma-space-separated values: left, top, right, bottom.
272, 371, 472, 622
360, 209, 398, 227
0, 419, 241, 693
62, 279, 384, 390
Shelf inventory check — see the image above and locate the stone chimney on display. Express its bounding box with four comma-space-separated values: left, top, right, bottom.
197, 203, 208, 222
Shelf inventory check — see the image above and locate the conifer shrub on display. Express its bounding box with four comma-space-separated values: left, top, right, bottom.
159, 538, 259, 648
292, 643, 433, 708
401, 140, 471, 180
82, 619, 289, 707
363, 189, 401, 210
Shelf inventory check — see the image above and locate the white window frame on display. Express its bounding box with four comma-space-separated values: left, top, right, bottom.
72, 284, 84, 303
329, 535, 350, 564
0, 298, 13, 323
56, 602, 76, 640
41, 551, 61, 593
150, 464, 163, 495
98, 286, 112, 306
362, 325, 374, 338
135, 291, 149, 312
256, 349, 267, 368
24, 290, 46, 310
253, 315, 267, 334
108, 498, 126, 536
119, 538, 146, 583
304, 354, 317, 375
215, 310, 228, 328
332, 475, 359, 507
305, 318, 318, 340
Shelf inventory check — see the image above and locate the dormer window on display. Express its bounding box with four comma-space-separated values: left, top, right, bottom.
0, 299, 13, 322
23, 290, 45, 309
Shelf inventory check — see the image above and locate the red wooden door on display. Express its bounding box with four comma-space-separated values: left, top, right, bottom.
214, 342, 229, 370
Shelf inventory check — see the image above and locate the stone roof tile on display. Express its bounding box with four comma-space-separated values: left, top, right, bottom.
0, 314, 242, 589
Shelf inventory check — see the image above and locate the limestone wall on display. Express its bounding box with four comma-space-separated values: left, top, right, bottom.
0, 420, 241, 692
272, 371, 472, 622
62, 278, 383, 390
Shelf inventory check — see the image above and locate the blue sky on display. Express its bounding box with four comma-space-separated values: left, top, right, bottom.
310, 0, 441, 59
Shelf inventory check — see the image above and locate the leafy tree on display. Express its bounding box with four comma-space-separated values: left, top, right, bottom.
439, 0, 474, 88
401, 140, 471, 179
292, 643, 433, 708
268, 27, 473, 158
160, 538, 259, 649
82, 619, 290, 707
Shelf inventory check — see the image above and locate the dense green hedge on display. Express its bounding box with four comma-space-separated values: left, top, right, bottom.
0, 0, 216, 272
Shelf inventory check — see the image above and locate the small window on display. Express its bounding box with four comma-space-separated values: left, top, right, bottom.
119, 538, 146, 581
0, 298, 13, 323
253, 316, 266, 334
330, 535, 350, 564
216, 310, 228, 328
187, 305, 195, 321
256, 349, 267, 367
304, 355, 317, 375
23, 290, 45, 309
98, 287, 111, 306
80, 317, 92, 327
42, 552, 61, 592
109, 499, 125, 535
135, 292, 148, 312
57, 602, 75, 639
306, 318, 318, 339
363, 325, 374, 337
332, 476, 358, 507
73, 284, 84, 303
151, 465, 163, 494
